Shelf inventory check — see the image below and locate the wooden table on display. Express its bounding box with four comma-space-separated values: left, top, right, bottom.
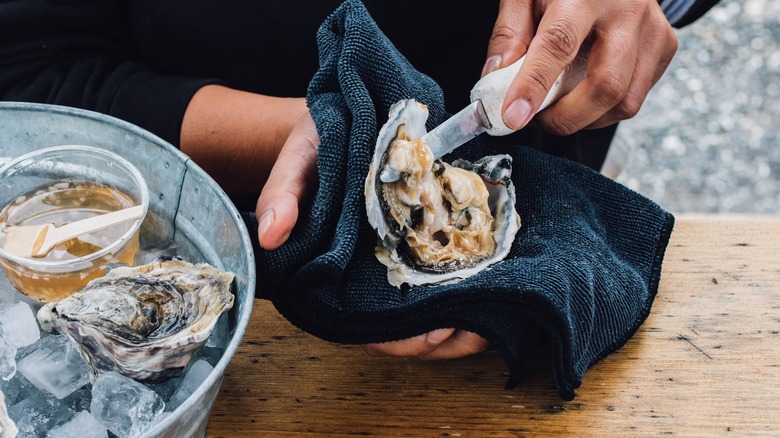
207, 215, 780, 436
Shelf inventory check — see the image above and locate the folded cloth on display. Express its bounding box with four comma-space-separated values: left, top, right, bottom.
251, 0, 674, 400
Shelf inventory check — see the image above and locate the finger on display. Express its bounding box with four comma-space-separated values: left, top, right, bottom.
483, 0, 535, 76
419, 330, 490, 361
536, 23, 638, 134
587, 17, 677, 129
255, 113, 319, 250
362, 328, 456, 357
502, 2, 597, 130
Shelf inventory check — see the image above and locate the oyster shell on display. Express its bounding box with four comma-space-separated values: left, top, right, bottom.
37, 258, 234, 383
365, 99, 521, 287
0, 390, 17, 438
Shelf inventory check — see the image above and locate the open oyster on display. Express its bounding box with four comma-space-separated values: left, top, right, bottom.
365, 99, 521, 287
37, 258, 234, 383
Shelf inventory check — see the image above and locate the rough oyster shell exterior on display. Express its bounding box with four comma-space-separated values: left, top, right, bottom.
37, 258, 235, 383
0, 390, 17, 438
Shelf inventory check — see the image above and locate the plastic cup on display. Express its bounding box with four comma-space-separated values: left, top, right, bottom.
0, 145, 149, 302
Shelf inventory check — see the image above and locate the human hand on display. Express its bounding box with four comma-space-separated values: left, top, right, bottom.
257, 116, 489, 360
484, 0, 678, 135
362, 329, 489, 360
256, 117, 489, 360
179, 85, 315, 250
256, 111, 319, 250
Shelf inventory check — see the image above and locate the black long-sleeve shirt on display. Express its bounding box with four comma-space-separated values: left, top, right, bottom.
0, 0, 719, 165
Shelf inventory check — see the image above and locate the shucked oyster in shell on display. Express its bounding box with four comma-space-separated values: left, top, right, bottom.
365, 99, 521, 287
37, 257, 234, 383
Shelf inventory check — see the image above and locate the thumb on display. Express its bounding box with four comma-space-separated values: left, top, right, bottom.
482, 0, 535, 76
255, 112, 319, 250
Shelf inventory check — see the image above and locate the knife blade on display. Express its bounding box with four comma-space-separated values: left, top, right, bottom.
418, 100, 491, 161
422, 53, 589, 159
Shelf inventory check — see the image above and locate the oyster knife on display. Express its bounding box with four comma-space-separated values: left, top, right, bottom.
422, 53, 589, 159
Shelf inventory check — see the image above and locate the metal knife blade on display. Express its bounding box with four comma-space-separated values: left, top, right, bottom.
420, 100, 491, 160
422, 53, 589, 159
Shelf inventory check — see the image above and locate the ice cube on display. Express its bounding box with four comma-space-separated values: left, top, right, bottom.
145, 376, 182, 405
0, 301, 40, 348
17, 335, 91, 399
46, 410, 107, 438
166, 359, 213, 412
0, 282, 17, 304
61, 385, 93, 413
0, 271, 16, 299
0, 328, 17, 380
206, 313, 229, 348
8, 390, 75, 437
90, 371, 165, 438
194, 344, 224, 368
0, 373, 37, 407
0, 388, 18, 438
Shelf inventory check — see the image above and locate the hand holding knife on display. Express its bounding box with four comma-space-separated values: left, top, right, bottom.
422, 53, 589, 159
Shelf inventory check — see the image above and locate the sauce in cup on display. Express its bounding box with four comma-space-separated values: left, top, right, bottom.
0, 145, 149, 302
0, 180, 141, 301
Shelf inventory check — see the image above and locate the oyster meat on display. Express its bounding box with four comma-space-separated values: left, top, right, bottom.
365, 99, 521, 287
37, 258, 234, 383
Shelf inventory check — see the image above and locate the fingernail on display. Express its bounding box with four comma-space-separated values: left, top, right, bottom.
481, 55, 502, 77
426, 329, 452, 345
503, 99, 533, 130
257, 209, 275, 246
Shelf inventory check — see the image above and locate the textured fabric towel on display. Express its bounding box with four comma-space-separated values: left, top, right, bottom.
252, 0, 675, 400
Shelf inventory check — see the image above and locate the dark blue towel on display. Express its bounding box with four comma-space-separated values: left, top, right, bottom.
252, 0, 674, 400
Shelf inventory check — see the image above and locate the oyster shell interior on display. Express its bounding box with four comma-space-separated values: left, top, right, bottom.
37, 258, 235, 383
365, 100, 521, 287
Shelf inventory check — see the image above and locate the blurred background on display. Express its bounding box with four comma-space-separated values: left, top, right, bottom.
613, 0, 780, 214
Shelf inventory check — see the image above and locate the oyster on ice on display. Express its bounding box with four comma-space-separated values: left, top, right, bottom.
37, 257, 234, 383
0, 390, 18, 438
365, 99, 521, 287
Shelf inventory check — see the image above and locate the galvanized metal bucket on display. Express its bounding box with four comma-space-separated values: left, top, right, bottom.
0, 102, 256, 437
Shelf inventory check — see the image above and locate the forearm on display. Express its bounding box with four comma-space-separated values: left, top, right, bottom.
180, 85, 309, 195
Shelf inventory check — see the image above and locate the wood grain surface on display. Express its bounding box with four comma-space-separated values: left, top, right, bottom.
206, 216, 780, 436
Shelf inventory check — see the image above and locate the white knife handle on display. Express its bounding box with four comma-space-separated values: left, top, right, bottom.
470, 53, 589, 136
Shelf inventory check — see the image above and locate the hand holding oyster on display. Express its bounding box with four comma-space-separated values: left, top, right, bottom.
365, 100, 521, 287
37, 257, 235, 383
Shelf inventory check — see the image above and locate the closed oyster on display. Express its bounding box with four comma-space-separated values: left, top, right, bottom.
365, 99, 521, 287
37, 258, 234, 383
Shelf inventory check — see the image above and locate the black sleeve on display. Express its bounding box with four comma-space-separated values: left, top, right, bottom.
661, 0, 722, 28
0, 0, 221, 147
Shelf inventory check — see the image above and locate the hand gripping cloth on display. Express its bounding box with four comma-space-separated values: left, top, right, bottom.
251, 0, 675, 400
